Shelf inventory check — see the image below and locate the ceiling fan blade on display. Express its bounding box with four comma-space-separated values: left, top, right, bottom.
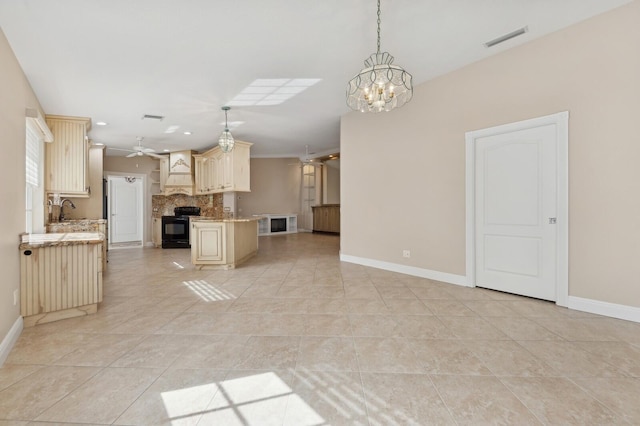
126, 152, 138, 158
107, 147, 134, 152
142, 147, 155, 153
146, 152, 164, 159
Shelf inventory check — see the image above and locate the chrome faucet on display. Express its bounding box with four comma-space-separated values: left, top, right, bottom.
59, 198, 76, 221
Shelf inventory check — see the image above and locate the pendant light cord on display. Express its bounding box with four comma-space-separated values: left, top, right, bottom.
376, 0, 381, 54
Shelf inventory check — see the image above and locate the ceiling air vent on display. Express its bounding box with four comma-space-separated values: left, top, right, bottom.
484, 26, 528, 48
141, 114, 165, 121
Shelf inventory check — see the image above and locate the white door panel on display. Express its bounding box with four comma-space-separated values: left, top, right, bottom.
475, 124, 557, 301
110, 176, 143, 244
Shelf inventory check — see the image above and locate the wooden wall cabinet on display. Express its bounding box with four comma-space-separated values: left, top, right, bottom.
159, 156, 169, 193
193, 141, 252, 194
194, 154, 219, 194
45, 115, 92, 197
312, 204, 340, 233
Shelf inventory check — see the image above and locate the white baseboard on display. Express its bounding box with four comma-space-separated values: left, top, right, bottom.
0, 316, 23, 367
340, 254, 468, 287
568, 296, 640, 323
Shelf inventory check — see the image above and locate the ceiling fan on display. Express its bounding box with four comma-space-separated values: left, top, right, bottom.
109, 137, 164, 159
290, 145, 321, 167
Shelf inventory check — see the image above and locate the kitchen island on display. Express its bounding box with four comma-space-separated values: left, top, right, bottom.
20, 232, 104, 326
190, 217, 260, 270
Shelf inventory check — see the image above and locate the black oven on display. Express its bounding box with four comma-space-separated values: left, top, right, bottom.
162, 206, 200, 248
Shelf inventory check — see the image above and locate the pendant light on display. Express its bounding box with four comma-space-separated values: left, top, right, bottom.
218, 106, 235, 153
346, 0, 413, 113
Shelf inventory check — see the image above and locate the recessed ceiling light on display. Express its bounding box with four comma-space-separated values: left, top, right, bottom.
93, 142, 104, 146
183, 131, 192, 135
95, 121, 108, 126
163, 149, 170, 152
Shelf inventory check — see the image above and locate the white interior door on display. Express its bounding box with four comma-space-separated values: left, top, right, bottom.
475, 125, 557, 300
466, 112, 568, 303
109, 176, 143, 244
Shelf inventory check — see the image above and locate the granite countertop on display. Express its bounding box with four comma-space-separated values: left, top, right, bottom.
191, 217, 261, 223
46, 219, 107, 233
20, 232, 105, 249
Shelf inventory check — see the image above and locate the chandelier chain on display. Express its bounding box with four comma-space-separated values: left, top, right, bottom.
376, 0, 381, 54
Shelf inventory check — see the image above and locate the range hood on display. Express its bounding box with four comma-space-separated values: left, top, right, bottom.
163, 150, 195, 195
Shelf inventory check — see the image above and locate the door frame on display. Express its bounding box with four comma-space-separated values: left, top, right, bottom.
106, 172, 146, 249
465, 112, 569, 306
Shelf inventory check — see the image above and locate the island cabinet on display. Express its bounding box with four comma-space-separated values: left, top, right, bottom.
46, 219, 108, 270
20, 232, 104, 327
193, 141, 252, 194
312, 204, 340, 233
45, 115, 92, 197
191, 218, 259, 269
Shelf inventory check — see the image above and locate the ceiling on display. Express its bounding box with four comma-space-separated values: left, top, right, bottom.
0, 0, 631, 159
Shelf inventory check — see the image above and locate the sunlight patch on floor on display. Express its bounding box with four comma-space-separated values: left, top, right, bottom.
161, 372, 325, 425
182, 280, 237, 302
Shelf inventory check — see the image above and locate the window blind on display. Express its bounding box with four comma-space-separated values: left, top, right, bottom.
26, 121, 40, 187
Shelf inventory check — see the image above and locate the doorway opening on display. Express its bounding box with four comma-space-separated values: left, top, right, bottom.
107, 174, 145, 249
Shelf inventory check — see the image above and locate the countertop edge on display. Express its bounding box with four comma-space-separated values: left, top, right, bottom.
20, 232, 105, 250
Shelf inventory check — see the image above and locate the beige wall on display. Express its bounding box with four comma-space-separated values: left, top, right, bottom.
0, 28, 45, 353
104, 155, 160, 245
237, 158, 301, 217
341, 1, 640, 308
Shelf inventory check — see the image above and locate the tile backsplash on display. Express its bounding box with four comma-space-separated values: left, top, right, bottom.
152, 194, 223, 218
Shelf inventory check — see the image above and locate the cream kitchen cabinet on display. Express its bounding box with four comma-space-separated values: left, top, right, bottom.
45, 115, 92, 197
191, 220, 226, 264
220, 141, 251, 192
193, 141, 252, 194
20, 233, 104, 327
194, 154, 218, 194
152, 217, 162, 247
159, 156, 169, 193
190, 218, 259, 269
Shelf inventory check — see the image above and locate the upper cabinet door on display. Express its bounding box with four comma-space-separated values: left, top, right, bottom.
45, 115, 91, 197
193, 141, 252, 193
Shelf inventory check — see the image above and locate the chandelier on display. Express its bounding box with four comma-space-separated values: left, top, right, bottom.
218, 106, 235, 153
346, 0, 413, 113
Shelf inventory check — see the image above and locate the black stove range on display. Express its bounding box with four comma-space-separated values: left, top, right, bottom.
161, 206, 201, 248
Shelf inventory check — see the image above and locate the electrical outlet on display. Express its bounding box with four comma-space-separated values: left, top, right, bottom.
13, 289, 19, 306
402, 250, 411, 258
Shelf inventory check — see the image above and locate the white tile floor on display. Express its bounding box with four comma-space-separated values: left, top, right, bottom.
1, 233, 640, 425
